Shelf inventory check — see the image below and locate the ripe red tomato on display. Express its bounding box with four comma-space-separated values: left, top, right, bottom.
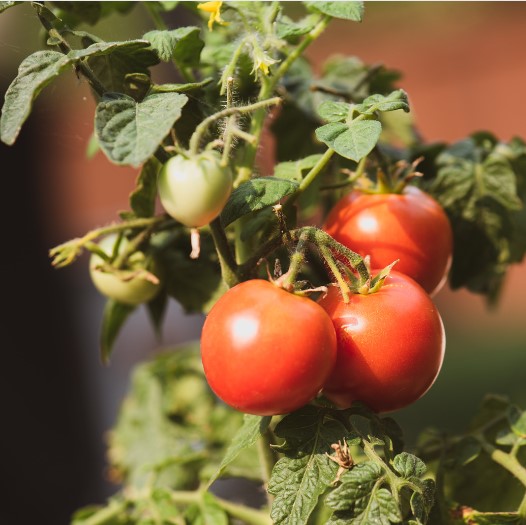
324, 186, 453, 295
200, 280, 337, 416
318, 271, 445, 413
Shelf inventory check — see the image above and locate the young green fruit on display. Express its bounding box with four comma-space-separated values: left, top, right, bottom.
158, 150, 233, 227
89, 234, 160, 306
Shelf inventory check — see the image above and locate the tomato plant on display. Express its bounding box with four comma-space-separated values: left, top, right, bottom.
89, 233, 160, 306
158, 150, 233, 227
2, 2, 526, 525
318, 271, 445, 413
201, 279, 337, 416
324, 186, 453, 295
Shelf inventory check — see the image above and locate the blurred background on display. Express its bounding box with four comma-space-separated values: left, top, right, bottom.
1, 2, 525, 524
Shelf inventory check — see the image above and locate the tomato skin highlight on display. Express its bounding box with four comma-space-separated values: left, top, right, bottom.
318, 271, 445, 413
158, 150, 233, 228
200, 280, 337, 416
324, 186, 453, 295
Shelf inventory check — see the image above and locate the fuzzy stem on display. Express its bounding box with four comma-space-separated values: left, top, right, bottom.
112, 225, 156, 270
35, 6, 106, 97
189, 98, 282, 156
238, 226, 369, 285
274, 15, 331, 83
49, 217, 168, 268
319, 245, 351, 303
280, 231, 309, 290
235, 14, 331, 186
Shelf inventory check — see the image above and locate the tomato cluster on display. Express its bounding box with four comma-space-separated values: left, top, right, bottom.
200, 185, 450, 416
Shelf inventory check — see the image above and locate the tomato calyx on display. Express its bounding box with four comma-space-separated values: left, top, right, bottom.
354, 156, 424, 196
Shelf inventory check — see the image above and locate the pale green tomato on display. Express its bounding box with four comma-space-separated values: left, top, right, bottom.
157, 150, 233, 227
89, 234, 160, 306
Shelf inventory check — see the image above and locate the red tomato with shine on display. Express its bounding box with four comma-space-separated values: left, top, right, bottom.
324, 186, 453, 295
318, 271, 445, 413
201, 280, 337, 416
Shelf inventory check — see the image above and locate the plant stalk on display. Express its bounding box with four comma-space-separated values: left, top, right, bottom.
477, 436, 526, 487
170, 491, 271, 525
209, 218, 239, 287
189, 98, 282, 156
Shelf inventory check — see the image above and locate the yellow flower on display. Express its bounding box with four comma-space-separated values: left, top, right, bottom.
197, 1, 228, 31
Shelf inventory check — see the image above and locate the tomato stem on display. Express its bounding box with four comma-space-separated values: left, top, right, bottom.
279, 230, 309, 291
257, 430, 278, 504
34, 5, 107, 98
189, 97, 282, 156
285, 148, 335, 211
209, 218, 239, 287
169, 490, 272, 525
319, 245, 351, 303
49, 216, 168, 269
476, 434, 526, 488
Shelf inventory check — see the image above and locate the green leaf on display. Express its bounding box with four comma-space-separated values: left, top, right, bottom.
276, 14, 319, 41
108, 346, 241, 490
1, 51, 67, 145
150, 78, 213, 93
208, 414, 271, 485
327, 478, 402, 524
410, 479, 435, 524
132, 487, 182, 524
143, 27, 204, 67
316, 119, 382, 161
0, 1, 21, 13
317, 101, 351, 123
146, 289, 168, 338
50, 1, 135, 27
100, 300, 135, 364
153, 231, 226, 314
84, 39, 160, 98
393, 452, 426, 478
268, 406, 345, 525
325, 462, 383, 511
1, 41, 157, 146
95, 92, 188, 167
220, 177, 299, 227
185, 493, 228, 525
356, 90, 410, 115
431, 136, 524, 298
50, 1, 101, 25
130, 158, 160, 218
273, 154, 324, 181
508, 405, 526, 437
157, 1, 179, 11
305, 1, 364, 22
446, 436, 482, 467
71, 498, 127, 525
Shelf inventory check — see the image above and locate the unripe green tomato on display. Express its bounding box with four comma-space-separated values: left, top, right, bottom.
89, 234, 160, 306
157, 150, 233, 228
